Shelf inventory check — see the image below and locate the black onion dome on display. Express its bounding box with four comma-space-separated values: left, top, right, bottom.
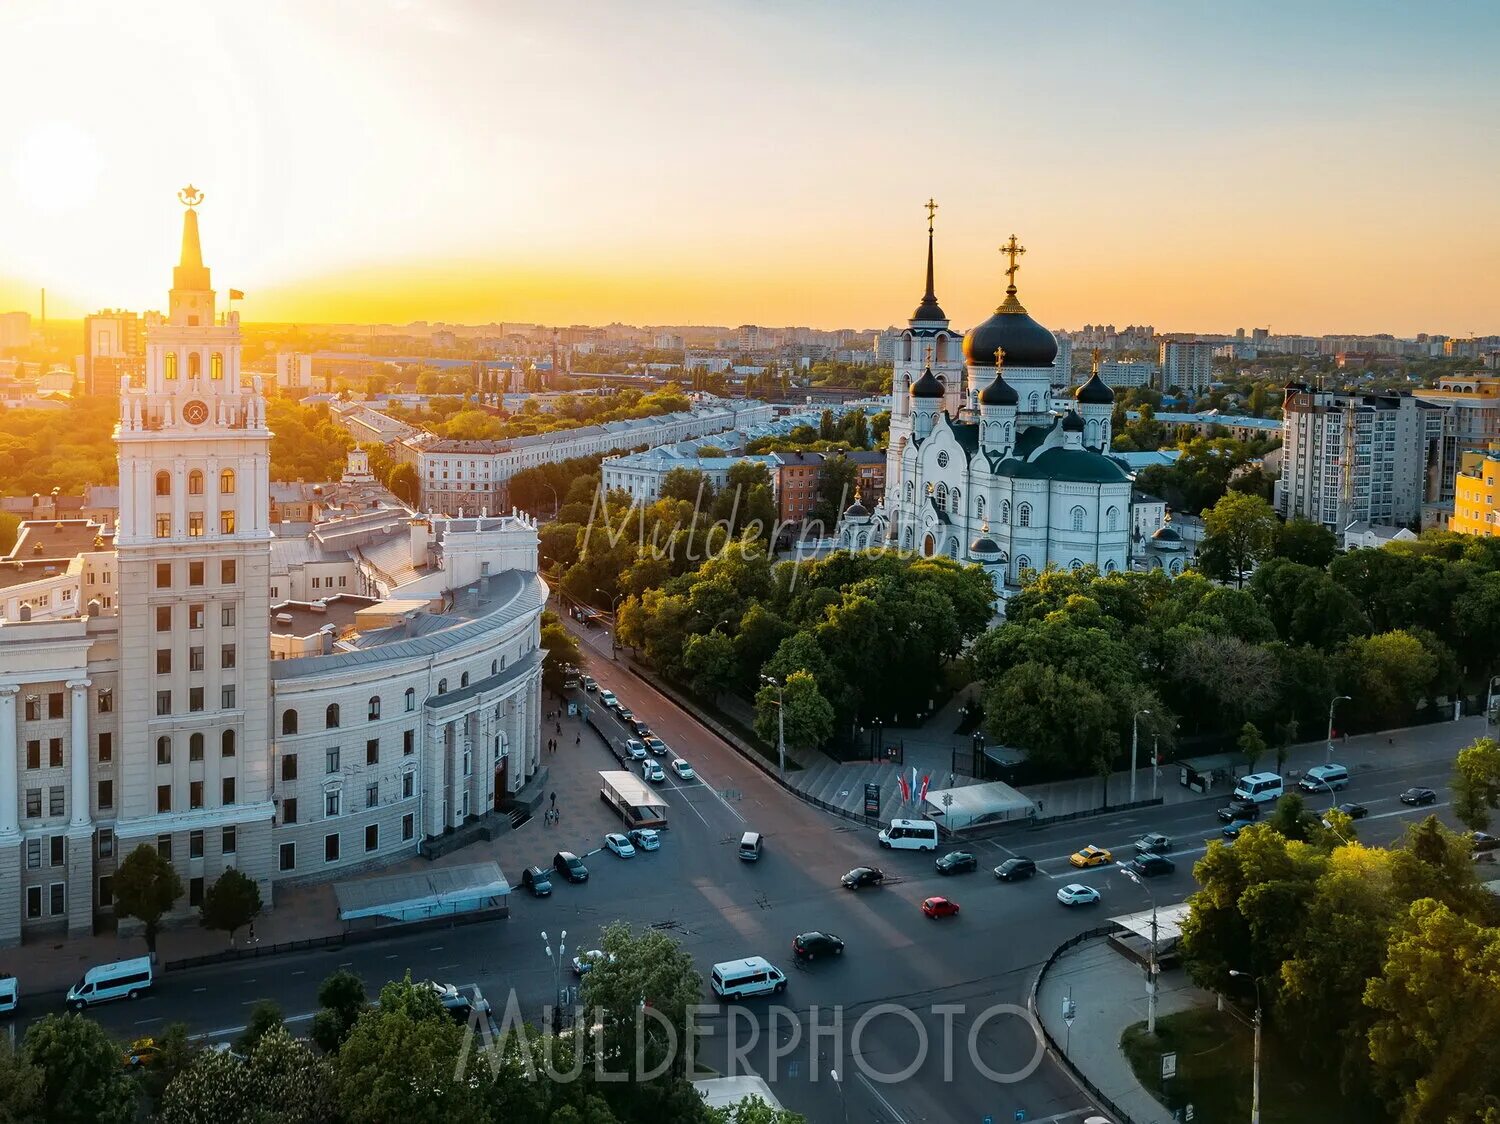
910, 367, 944, 398
1151, 524, 1182, 543
969, 534, 1002, 556
1062, 410, 1085, 431
843, 499, 869, 519
1074, 372, 1115, 404
978, 370, 1019, 406
963, 292, 1058, 368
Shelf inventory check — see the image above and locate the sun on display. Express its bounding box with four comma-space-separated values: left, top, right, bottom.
9, 120, 104, 215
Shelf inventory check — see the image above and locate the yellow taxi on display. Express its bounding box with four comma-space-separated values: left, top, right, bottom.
1069, 844, 1113, 869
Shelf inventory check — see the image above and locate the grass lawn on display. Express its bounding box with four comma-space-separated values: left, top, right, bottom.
1120, 1007, 1375, 1124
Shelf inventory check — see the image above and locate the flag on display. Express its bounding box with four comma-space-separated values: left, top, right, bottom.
228, 288, 245, 300
898, 772, 911, 803
918, 773, 931, 802
910, 767, 919, 802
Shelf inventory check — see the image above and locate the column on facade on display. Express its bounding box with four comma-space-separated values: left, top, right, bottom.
67, 680, 92, 829
0, 685, 19, 837
173, 455, 187, 538
527, 673, 543, 778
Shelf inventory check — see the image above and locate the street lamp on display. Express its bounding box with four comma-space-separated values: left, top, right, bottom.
761, 674, 786, 774
1325, 695, 1351, 764
541, 929, 568, 1033
827, 1069, 849, 1124
542, 482, 559, 520
1130, 708, 1152, 803
1228, 970, 1264, 1124
1120, 865, 1159, 1035
595, 587, 625, 661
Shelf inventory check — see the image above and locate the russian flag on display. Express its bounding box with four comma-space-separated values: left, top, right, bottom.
919, 773, 931, 802
898, 772, 911, 803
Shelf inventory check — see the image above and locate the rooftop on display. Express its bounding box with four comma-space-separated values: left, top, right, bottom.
269, 595, 379, 638
5, 519, 114, 562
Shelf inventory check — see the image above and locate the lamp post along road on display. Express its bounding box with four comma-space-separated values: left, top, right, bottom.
1121, 865, 1159, 1035
1325, 694, 1351, 764
542, 929, 567, 1031
1130, 708, 1151, 803
762, 674, 786, 774
1230, 970, 1264, 1124
595, 588, 624, 661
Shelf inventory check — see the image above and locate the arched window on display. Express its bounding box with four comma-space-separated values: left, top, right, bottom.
491, 659, 498, 675
156, 735, 171, 763
856, 531, 868, 549
905, 481, 915, 503
1170, 559, 1183, 576
155, 471, 172, 497
1001, 500, 1011, 525
189, 732, 204, 761
902, 333, 913, 362
1018, 502, 1032, 528
164, 352, 178, 380
1071, 505, 1086, 532
211, 353, 224, 381
325, 703, 340, 729
404, 687, 416, 712
461, 672, 470, 689
1105, 559, 1118, 574
935, 335, 948, 362
935, 484, 948, 512
1069, 559, 1083, 572
902, 527, 914, 550
976, 495, 985, 521
1016, 555, 1032, 579
1029, 391, 1041, 410
222, 729, 236, 757
946, 536, 960, 559
1003, 422, 1013, 447
220, 469, 235, 494
437, 679, 447, 695
188, 470, 204, 496
950, 488, 961, 514
282, 709, 298, 735
368, 696, 381, 721
188, 353, 202, 380
1105, 506, 1119, 532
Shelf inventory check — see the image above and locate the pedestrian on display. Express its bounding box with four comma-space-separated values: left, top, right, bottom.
550, 790, 557, 809
1036, 799, 1044, 815
248, 922, 258, 945
575, 732, 581, 746
556, 721, 561, 734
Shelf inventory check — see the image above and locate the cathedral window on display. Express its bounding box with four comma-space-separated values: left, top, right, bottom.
1069, 559, 1083, 572
935, 484, 948, 512
282, 710, 298, 735
155, 471, 172, 497
905, 482, 914, 503
902, 334, 913, 362
188, 470, 204, 495
1029, 392, 1040, 410
1105, 559, 1117, 574
1016, 555, 1032, 578
937, 450, 949, 468
1018, 502, 1031, 528
951, 488, 961, 514
1070, 505, 1086, 532
935, 335, 947, 362
164, 353, 178, 380
220, 469, 235, 494
946, 536, 959, 559
976, 496, 985, 521
188, 353, 202, 380
1105, 506, 1119, 531
325, 703, 341, 729
1001, 500, 1011, 525
902, 527, 914, 551
211, 353, 224, 381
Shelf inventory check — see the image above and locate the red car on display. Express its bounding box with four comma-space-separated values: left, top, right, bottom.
922, 896, 960, 919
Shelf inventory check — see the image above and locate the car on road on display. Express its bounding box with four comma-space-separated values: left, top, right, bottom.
604, 832, 636, 858
428, 981, 490, 1023
1057, 884, 1101, 907
123, 1037, 162, 1069
1299, 763, 1350, 794
641, 758, 666, 784
1400, 787, 1438, 806
629, 828, 660, 852
1222, 818, 1256, 839
629, 718, 652, 738
644, 735, 668, 756
625, 739, 648, 760
841, 867, 885, 889
1217, 799, 1261, 824
521, 865, 553, 896
1133, 833, 1172, 855
616, 707, 637, 726
672, 758, 696, 781
1069, 845, 1113, 868
553, 851, 589, 883
572, 950, 615, 976
1333, 802, 1369, 820
921, 896, 960, 919
1472, 831, 1500, 854
935, 851, 977, 875
792, 932, 845, 961
1126, 854, 1176, 878
598, 690, 619, 710
993, 857, 1037, 882
581, 675, 597, 693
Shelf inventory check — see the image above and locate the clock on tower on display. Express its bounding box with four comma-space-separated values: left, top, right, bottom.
182, 399, 209, 425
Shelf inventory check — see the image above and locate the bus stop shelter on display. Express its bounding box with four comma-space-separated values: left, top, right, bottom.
334, 860, 510, 930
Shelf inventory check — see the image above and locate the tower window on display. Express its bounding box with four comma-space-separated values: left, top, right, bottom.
155, 471, 172, 497
188, 353, 202, 380
1071, 505, 1086, 532
211, 353, 224, 381
282, 710, 298, 735
325, 703, 340, 729
164, 352, 178, 380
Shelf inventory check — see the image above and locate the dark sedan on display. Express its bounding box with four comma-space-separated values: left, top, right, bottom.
841, 867, 885, 890
935, 851, 977, 875
993, 857, 1037, 882
553, 851, 589, 883
1126, 854, 1176, 878
1400, 787, 1438, 806
792, 931, 845, 961
1217, 800, 1261, 824
1334, 802, 1369, 820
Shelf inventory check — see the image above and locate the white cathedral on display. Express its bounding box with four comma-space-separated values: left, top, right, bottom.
838, 220, 1134, 602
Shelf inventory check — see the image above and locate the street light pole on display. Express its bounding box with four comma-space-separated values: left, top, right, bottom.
1121, 865, 1158, 1035
1325, 695, 1351, 764
762, 674, 786, 774
1151, 733, 1160, 801
542, 929, 567, 1033
1229, 970, 1263, 1124
595, 588, 624, 661
828, 1069, 849, 1124
1131, 708, 1151, 803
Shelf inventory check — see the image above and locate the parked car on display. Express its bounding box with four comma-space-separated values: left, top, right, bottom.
1400, 787, 1438, 806
1133, 833, 1172, 855
521, 865, 553, 897
428, 981, 489, 1024
598, 690, 619, 710
1222, 818, 1256, 839
572, 950, 615, 976
672, 758, 696, 781
1217, 799, 1261, 824
641, 758, 665, 784
841, 867, 885, 889
553, 851, 589, 883
1126, 854, 1176, 878
643, 735, 668, 757
1333, 802, 1369, 820
935, 851, 977, 875
625, 739, 648, 760
993, 857, 1037, 882
921, 896, 960, 919
581, 675, 597, 693
629, 828, 660, 852
1473, 831, 1500, 853
1069, 845, 1113, 868
1057, 884, 1101, 907
604, 832, 636, 858
792, 932, 845, 961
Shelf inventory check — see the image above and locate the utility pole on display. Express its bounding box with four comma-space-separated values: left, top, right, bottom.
1230, 970, 1263, 1124
1326, 695, 1350, 764
762, 674, 786, 774
1131, 708, 1151, 802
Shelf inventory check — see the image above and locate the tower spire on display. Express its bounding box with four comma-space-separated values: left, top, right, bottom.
912, 198, 947, 322
173, 185, 211, 292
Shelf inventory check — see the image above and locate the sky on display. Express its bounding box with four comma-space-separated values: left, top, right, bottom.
1, 0, 1497, 336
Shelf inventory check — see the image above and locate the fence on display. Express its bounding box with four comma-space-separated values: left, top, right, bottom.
1029, 926, 1138, 1124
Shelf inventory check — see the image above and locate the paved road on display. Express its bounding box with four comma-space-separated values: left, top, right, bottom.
21, 616, 1465, 1123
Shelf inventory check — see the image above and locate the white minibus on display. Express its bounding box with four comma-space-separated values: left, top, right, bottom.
1233, 772, 1284, 805
710, 956, 786, 1000
66, 957, 154, 1010
877, 818, 939, 851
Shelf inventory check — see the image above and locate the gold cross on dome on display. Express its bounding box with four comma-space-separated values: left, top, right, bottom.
1091, 347, 1102, 375
925, 197, 939, 233
1000, 234, 1026, 287
994, 346, 1006, 369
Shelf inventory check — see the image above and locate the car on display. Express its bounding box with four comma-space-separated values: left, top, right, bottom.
1400, 787, 1438, 806
553, 851, 589, 883
563, 673, 580, 690
1217, 799, 1261, 824
841, 866, 885, 889
1472, 831, 1500, 854
630, 719, 652, 738
643, 735, 668, 757
604, 832, 636, 858
1069, 845, 1113, 868
1126, 854, 1176, 878
1133, 833, 1172, 855
616, 707, 636, 726
572, 950, 615, 976
625, 739, 648, 761
521, 865, 553, 896
1334, 802, 1369, 820
629, 828, 660, 852
672, 758, 696, 781
598, 690, 619, 710
792, 931, 845, 961
993, 857, 1037, 882
123, 1037, 162, 1069
921, 896, 960, 918
935, 851, 977, 875
1057, 884, 1101, 907
641, 758, 665, 783
581, 675, 597, 693
428, 981, 489, 1024
1222, 818, 1256, 838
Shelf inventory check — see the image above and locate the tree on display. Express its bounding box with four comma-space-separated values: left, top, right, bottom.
660, 467, 715, 506
0, 1035, 44, 1123
541, 611, 584, 696
808, 454, 859, 527
1197, 490, 1278, 587
754, 669, 834, 754
387, 461, 419, 506
238, 1000, 285, 1055
113, 842, 184, 956
1338, 630, 1438, 730
683, 629, 737, 700
1267, 791, 1318, 842
199, 868, 262, 946
21, 1013, 138, 1124
1453, 735, 1500, 832
982, 661, 1120, 773
139, 1022, 200, 1103
159, 1027, 332, 1124
1237, 720, 1267, 772
310, 969, 368, 1054
709, 1098, 810, 1123
1274, 518, 1338, 568
583, 921, 706, 1083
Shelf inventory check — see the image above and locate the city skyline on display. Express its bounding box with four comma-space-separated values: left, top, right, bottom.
2, 1, 1497, 336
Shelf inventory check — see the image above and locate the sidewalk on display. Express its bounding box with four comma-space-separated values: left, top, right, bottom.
1036, 935, 1214, 1124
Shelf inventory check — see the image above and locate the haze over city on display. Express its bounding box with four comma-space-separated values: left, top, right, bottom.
2, 0, 1497, 335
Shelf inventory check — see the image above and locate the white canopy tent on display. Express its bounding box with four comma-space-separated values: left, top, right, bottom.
1109, 902, 1192, 950
922, 780, 1034, 831
334, 860, 510, 926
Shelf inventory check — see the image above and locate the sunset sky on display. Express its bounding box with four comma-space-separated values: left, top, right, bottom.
2, 1, 1496, 336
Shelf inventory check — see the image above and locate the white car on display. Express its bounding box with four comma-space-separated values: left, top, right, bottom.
625, 739, 648, 761
598, 690, 618, 710
572, 949, 615, 976
642, 758, 665, 783
671, 758, 696, 781
604, 832, 636, 858
1057, 884, 1101, 907
629, 828, 660, 851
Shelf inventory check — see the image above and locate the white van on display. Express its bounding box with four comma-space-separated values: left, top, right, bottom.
738, 831, 763, 861
710, 956, 786, 1000
1233, 772, 1285, 805
877, 818, 939, 851
66, 957, 153, 1010
1299, 764, 1349, 794
0, 973, 17, 1017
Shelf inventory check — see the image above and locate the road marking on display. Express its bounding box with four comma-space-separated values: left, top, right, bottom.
428, 946, 444, 952
386, 954, 399, 959
1032, 1110, 1099, 1123
438, 963, 459, 972
188, 1011, 315, 1042
193, 987, 207, 993
133, 1017, 163, 1027
854, 1069, 907, 1122
290, 970, 305, 976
